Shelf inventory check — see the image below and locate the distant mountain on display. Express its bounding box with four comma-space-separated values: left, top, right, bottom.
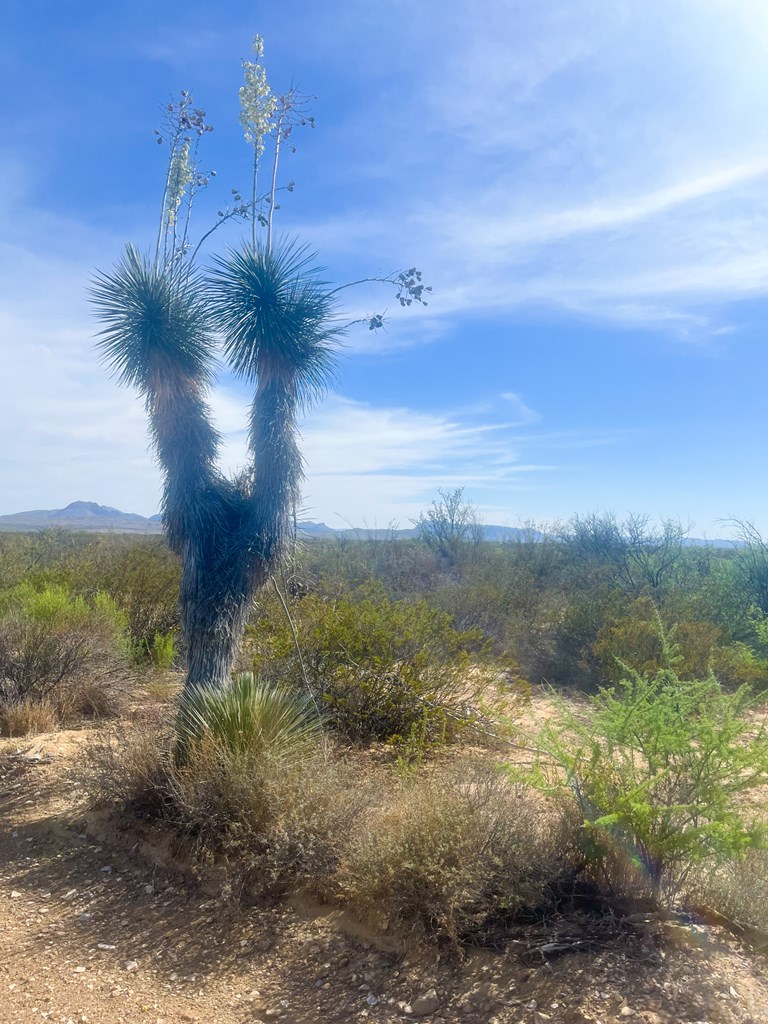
0, 501, 163, 534
0, 504, 741, 548
296, 522, 547, 543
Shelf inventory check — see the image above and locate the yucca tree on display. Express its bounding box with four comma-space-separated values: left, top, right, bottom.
91, 240, 338, 692
91, 49, 426, 695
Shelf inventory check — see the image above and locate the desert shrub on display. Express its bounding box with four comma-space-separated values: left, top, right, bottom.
711, 642, 768, 690
0, 699, 57, 737
591, 598, 722, 685
86, 688, 365, 900
591, 597, 669, 683
542, 582, 622, 688
33, 536, 181, 662
687, 850, 768, 933
143, 630, 177, 670
247, 586, 495, 743
528, 667, 768, 903
339, 759, 577, 943
0, 584, 129, 718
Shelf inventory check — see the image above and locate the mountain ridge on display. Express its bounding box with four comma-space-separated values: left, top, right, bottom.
0, 502, 740, 547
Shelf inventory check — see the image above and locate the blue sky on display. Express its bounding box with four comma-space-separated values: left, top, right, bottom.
1, 1, 768, 534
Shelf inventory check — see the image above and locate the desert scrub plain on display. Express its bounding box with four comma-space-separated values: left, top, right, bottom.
2, 519, 768, 1023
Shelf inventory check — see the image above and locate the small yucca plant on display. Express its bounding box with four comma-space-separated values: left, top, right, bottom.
177, 672, 321, 763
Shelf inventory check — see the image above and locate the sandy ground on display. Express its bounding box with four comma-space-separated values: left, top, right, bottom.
2, 722, 768, 1024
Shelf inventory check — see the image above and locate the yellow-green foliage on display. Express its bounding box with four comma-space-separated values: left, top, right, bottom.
29, 536, 182, 660
591, 597, 723, 684
527, 666, 768, 902
0, 583, 128, 710
247, 585, 492, 742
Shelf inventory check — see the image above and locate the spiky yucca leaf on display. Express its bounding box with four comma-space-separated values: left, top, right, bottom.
178, 672, 322, 762
207, 240, 340, 405
91, 245, 215, 393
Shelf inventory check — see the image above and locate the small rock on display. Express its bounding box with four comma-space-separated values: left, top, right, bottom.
73, 967, 86, 974
412, 989, 441, 1016
620, 1008, 635, 1017
100, 866, 113, 874
365, 994, 379, 1006
97, 943, 116, 951
9, 891, 21, 899
124, 961, 139, 972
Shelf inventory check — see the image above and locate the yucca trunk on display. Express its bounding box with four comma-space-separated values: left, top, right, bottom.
177, 377, 300, 692
179, 538, 251, 691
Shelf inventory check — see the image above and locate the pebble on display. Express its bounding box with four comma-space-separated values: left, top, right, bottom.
412, 989, 441, 1016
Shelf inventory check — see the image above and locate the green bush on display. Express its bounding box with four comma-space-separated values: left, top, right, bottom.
710, 641, 768, 690
591, 597, 722, 685
27, 536, 181, 663
0, 584, 129, 714
247, 586, 494, 743
527, 666, 768, 903
144, 629, 177, 670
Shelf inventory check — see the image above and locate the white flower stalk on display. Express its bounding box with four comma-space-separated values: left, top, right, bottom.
239, 36, 276, 154
239, 34, 277, 246
165, 139, 193, 227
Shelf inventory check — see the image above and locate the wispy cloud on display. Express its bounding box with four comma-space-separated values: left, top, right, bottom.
295, 1, 768, 336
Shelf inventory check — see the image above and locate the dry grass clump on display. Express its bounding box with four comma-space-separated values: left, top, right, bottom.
338, 758, 579, 943
0, 699, 57, 737
686, 852, 768, 934
85, 680, 580, 944
85, 693, 370, 900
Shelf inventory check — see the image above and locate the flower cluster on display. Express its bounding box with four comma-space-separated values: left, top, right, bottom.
165, 140, 193, 226
239, 35, 277, 156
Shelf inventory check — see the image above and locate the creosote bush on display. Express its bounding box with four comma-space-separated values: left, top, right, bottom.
247, 585, 496, 743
